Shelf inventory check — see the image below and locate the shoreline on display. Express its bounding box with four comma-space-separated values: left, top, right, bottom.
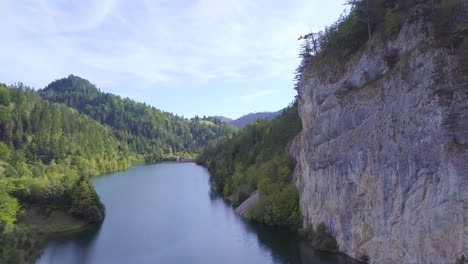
19, 206, 96, 263
205, 173, 366, 264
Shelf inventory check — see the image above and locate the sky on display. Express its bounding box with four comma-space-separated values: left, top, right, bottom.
0, 0, 346, 119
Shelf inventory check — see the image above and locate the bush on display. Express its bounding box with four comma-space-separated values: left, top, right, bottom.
247, 183, 302, 228
0, 225, 21, 264
69, 180, 105, 223
384, 9, 402, 39
198, 103, 303, 230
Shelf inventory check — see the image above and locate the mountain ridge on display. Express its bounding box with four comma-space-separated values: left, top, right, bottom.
211, 110, 282, 129
39, 75, 237, 161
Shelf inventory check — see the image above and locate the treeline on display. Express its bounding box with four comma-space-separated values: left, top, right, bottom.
295, 0, 468, 86
197, 102, 303, 228
39, 75, 237, 162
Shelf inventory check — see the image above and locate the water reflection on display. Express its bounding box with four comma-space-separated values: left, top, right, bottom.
209, 189, 362, 264
37, 223, 102, 264
38, 164, 361, 264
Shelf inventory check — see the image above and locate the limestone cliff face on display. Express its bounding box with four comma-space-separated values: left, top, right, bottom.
289, 6, 468, 264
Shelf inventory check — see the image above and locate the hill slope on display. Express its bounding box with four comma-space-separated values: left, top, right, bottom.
229, 111, 281, 129
0, 83, 124, 263
39, 75, 237, 162
210, 116, 233, 123
198, 103, 303, 228
212, 111, 282, 129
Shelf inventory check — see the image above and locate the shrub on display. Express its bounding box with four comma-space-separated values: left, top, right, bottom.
69, 180, 105, 223
384, 9, 402, 39
247, 183, 302, 228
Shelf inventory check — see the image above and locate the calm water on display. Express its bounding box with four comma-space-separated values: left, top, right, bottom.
37, 163, 360, 264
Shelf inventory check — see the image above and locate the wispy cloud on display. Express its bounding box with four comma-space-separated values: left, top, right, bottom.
0, 0, 346, 117
0, 0, 345, 87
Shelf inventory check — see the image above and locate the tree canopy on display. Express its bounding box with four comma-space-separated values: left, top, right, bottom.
39, 75, 237, 162
0, 78, 236, 262
197, 102, 303, 228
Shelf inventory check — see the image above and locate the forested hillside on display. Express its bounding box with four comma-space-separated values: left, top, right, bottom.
0, 83, 122, 262
40, 75, 237, 162
229, 111, 281, 129
197, 102, 303, 228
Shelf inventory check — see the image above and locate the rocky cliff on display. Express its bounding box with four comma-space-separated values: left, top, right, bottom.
290, 3, 468, 264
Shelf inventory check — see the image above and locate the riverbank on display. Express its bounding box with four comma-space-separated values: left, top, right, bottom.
16, 205, 93, 263
207, 182, 366, 263
36, 163, 364, 263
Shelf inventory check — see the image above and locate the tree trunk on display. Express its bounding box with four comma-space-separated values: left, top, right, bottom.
367, 0, 372, 41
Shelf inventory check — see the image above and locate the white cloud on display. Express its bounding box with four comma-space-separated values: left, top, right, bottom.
0, 0, 346, 90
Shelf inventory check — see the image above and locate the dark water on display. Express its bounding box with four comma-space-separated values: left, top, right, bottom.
37, 163, 360, 264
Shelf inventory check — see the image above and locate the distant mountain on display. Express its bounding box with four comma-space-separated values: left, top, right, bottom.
229, 111, 282, 129
211, 116, 233, 123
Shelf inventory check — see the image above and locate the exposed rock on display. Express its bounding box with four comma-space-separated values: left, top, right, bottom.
289, 7, 468, 264
235, 191, 259, 218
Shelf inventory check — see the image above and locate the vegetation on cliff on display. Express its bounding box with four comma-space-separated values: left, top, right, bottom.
293, 0, 467, 261
197, 102, 302, 228
295, 0, 467, 86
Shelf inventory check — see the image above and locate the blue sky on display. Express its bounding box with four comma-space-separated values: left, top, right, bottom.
0, 0, 345, 119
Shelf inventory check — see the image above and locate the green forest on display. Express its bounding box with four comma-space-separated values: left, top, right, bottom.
40, 75, 238, 162
0, 77, 237, 262
197, 102, 303, 228
0, 83, 125, 262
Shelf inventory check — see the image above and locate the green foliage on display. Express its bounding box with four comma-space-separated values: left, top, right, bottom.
248, 184, 301, 228
295, 0, 388, 84
0, 224, 33, 263
0, 78, 235, 260
39, 75, 237, 162
69, 179, 105, 223
0, 142, 10, 162
0, 192, 20, 228
198, 102, 303, 228
384, 9, 402, 39
295, 0, 466, 85
302, 223, 339, 252
0, 86, 11, 106
0, 82, 125, 260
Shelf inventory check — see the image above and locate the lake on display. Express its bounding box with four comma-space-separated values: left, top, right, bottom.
36, 163, 360, 264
